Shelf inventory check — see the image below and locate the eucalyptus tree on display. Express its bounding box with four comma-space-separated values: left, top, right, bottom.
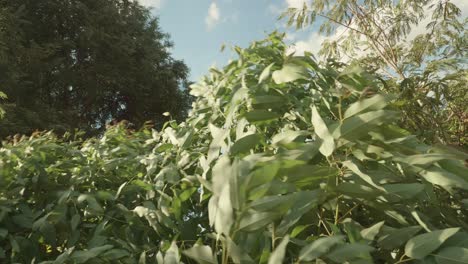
282, 0, 467, 146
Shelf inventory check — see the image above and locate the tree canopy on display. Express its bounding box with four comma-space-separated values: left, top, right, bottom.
0, 0, 190, 138
283, 0, 467, 146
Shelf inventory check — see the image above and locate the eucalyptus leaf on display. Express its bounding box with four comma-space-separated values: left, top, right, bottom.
183, 245, 218, 264
378, 226, 422, 249
405, 228, 460, 259
230, 133, 261, 155
433, 247, 468, 264
259, 63, 275, 84
299, 235, 345, 261
268, 236, 289, 264
311, 106, 335, 156
272, 62, 308, 84
326, 243, 374, 263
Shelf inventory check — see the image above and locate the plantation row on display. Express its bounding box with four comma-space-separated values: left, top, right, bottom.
1, 33, 467, 263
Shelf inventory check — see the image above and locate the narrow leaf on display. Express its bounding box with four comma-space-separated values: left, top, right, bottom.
433, 247, 468, 264
230, 133, 261, 155
405, 228, 460, 259
299, 235, 345, 261
259, 63, 275, 84
268, 236, 289, 264
311, 106, 335, 156
183, 245, 218, 264
272, 62, 308, 84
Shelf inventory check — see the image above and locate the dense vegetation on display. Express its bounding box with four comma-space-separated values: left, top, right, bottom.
284, 0, 467, 146
0, 0, 467, 263
1, 33, 467, 263
0, 0, 190, 138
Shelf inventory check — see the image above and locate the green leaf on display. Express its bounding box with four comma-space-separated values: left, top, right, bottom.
299, 235, 345, 261
326, 243, 374, 262
210, 156, 234, 234
0, 229, 8, 239
378, 226, 422, 250
311, 106, 335, 156
433, 247, 468, 264
259, 63, 275, 84
443, 232, 468, 248
164, 241, 180, 264
238, 210, 280, 232
335, 110, 398, 139
271, 130, 309, 145
268, 235, 289, 264
71, 245, 114, 263
183, 245, 218, 264
342, 161, 385, 191
230, 133, 261, 155
290, 225, 310, 238
244, 110, 281, 122
360, 221, 385, 241
139, 252, 147, 264
249, 193, 296, 212
344, 94, 391, 119
336, 182, 381, 199
272, 62, 308, 84
277, 190, 323, 235
49, 247, 74, 264
405, 228, 460, 259
226, 237, 255, 264
383, 183, 425, 200
101, 249, 130, 260
396, 153, 459, 166
419, 167, 468, 191
252, 95, 284, 105
282, 165, 338, 187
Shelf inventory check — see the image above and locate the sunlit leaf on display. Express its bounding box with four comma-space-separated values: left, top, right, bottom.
405, 228, 460, 259
311, 106, 335, 156
183, 245, 218, 264
272, 62, 308, 84
268, 236, 289, 264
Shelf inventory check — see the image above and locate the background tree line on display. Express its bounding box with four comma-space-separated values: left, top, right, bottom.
0, 0, 191, 138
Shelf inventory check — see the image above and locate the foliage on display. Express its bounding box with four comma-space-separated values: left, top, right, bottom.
0, 0, 190, 138
1, 33, 467, 263
0, 91, 6, 118
282, 0, 468, 146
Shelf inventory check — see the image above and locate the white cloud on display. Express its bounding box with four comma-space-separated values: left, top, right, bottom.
205, 2, 221, 31
287, 32, 325, 56
137, 0, 164, 9
286, 0, 308, 8
453, 0, 468, 16
268, 4, 283, 15
287, 26, 350, 57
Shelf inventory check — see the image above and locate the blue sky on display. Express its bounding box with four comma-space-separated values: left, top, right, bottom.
139, 0, 317, 81
139, 0, 468, 82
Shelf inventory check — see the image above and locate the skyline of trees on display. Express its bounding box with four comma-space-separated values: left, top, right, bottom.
0, 0, 191, 138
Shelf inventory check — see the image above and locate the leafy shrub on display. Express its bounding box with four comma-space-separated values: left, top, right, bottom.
1, 33, 467, 263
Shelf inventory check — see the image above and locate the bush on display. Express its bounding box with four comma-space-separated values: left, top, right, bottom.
1, 33, 467, 263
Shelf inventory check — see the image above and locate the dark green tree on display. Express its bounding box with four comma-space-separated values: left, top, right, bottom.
0, 0, 190, 138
